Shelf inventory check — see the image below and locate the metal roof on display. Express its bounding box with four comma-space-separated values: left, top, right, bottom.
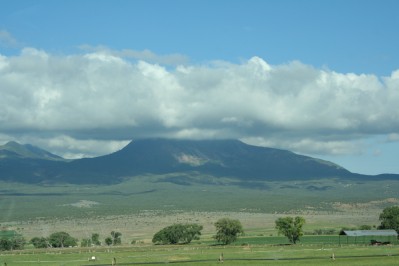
340, 230, 398, 237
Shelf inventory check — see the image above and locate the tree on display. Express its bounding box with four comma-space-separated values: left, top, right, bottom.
81, 238, 92, 247
48, 232, 77, 248
81, 233, 101, 247
152, 223, 203, 245
0, 237, 25, 251
111, 231, 122, 245
214, 218, 244, 245
379, 206, 399, 232
359, 224, 372, 230
275, 216, 306, 244
104, 237, 113, 246
30, 237, 48, 248
0, 238, 12, 251
91, 233, 101, 246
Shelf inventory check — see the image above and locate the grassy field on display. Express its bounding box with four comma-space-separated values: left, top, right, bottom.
1, 175, 399, 222
1, 238, 398, 266
1, 175, 399, 265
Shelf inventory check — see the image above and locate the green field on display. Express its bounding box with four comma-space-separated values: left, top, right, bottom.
1, 174, 399, 222
1, 175, 399, 265
1, 237, 398, 266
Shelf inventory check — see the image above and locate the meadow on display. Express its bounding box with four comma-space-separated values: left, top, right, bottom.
1, 174, 399, 265
0, 236, 398, 265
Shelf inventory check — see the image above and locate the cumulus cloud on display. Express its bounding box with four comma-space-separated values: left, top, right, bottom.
1, 48, 399, 158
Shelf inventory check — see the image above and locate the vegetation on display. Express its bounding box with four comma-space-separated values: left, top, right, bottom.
0, 237, 25, 251
152, 223, 203, 244
379, 206, 399, 232
275, 216, 306, 244
214, 218, 244, 245
30, 237, 48, 248
0, 239, 399, 265
48, 232, 77, 248
2, 177, 399, 223
81, 233, 101, 247
105, 231, 122, 246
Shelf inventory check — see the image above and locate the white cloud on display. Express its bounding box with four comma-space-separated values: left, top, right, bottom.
79, 45, 189, 65
0, 30, 21, 48
1, 48, 399, 158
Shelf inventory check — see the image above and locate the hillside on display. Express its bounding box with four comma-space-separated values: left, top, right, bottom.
0, 141, 63, 160
0, 138, 398, 184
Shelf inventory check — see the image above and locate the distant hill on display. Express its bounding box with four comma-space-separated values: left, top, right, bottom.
0, 141, 64, 160
0, 138, 398, 184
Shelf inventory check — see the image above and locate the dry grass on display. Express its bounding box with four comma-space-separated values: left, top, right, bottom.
7, 209, 380, 244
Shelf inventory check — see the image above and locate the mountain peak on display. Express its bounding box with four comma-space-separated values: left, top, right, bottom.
99, 138, 352, 180
0, 141, 63, 160
2, 138, 395, 184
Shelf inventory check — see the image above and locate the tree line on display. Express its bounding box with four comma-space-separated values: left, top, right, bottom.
2, 206, 399, 251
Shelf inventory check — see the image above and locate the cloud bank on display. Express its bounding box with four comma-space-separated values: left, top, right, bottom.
1, 48, 398, 158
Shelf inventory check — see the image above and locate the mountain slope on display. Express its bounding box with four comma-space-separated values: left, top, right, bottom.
61, 138, 353, 183
0, 141, 63, 160
0, 141, 66, 183
0, 138, 397, 184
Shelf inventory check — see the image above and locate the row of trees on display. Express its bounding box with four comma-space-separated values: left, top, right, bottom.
151, 217, 304, 245
152, 206, 399, 246
2, 206, 399, 251
0, 231, 122, 251
152, 218, 244, 245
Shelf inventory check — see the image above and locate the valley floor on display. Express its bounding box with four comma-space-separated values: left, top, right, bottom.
4, 209, 381, 244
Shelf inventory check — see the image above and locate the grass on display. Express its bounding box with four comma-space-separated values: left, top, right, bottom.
1, 175, 399, 223
0, 240, 398, 266
1, 175, 399, 265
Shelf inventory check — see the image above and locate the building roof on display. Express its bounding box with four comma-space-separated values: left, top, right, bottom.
340, 230, 398, 237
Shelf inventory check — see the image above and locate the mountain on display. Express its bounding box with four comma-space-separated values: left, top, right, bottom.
0, 141, 64, 160
0, 138, 398, 184
63, 138, 352, 182
0, 141, 65, 183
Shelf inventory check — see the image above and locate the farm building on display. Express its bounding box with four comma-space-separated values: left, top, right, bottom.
339, 230, 398, 245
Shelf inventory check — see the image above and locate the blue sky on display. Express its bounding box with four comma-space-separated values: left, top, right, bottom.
1, 0, 399, 175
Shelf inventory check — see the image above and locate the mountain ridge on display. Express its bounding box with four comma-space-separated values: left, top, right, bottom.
0, 138, 398, 184
0, 141, 64, 160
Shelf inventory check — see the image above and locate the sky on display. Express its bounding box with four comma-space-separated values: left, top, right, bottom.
0, 0, 399, 175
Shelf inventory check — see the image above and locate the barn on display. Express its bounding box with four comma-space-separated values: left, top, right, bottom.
339, 230, 398, 245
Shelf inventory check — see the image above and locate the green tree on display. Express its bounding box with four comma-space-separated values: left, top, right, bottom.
104, 237, 112, 246
81, 238, 92, 247
275, 216, 306, 244
0, 238, 12, 251
91, 233, 101, 246
214, 218, 244, 245
379, 206, 399, 232
359, 224, 372, 230
30, 237, 48, 248
152, 223, 203, 245
0, 237, 25, 251
81, 233, 101, 247
48, 232, 77, 248
110, 231, 122, 245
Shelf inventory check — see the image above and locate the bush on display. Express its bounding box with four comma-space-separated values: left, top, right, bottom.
0, 237, 26, 251
48, 232, 77, 248
81, 238, 92, 247
152, 223, 203, 245
30, 237, 48, 248
105, 237, 113, 246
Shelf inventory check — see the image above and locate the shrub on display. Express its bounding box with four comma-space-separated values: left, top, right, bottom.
152, 223, 203, 245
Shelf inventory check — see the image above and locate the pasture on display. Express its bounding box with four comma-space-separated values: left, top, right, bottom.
0, 237, 398, 265
1, 175, 399, 265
